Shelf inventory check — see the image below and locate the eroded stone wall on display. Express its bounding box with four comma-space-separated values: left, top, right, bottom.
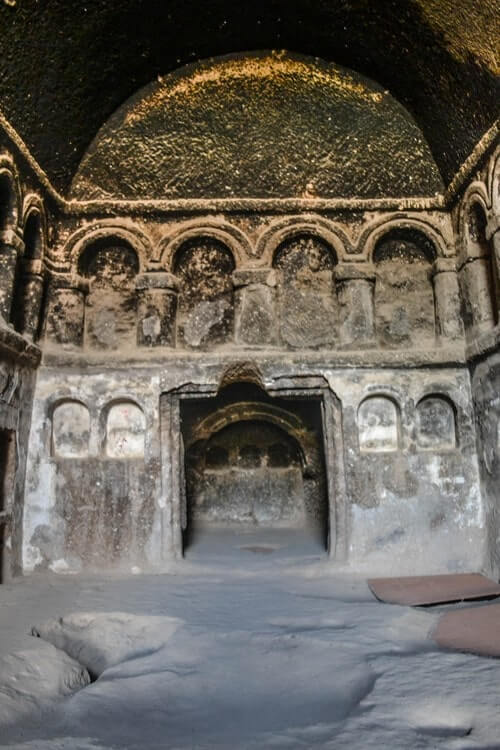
23, 361, 484, 575
454, 144, 500, 574
472, 353, 500, 575
0, 142, 48, 580
0, 98, 497, 579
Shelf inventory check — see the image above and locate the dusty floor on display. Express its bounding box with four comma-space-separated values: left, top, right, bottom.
1, 529, 500, 749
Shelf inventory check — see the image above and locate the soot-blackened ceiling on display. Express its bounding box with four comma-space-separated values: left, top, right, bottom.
0, 0, 498, 195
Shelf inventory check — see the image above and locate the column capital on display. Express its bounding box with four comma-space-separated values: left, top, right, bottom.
334, 262, 375, 282
48, 272, 89, 295
21, 258, 44, 276
486, 216, 500, 241
433, 257, 457, 275
135, 271, 179, 292
232, 268, 278, 289
0, 228, 24, 253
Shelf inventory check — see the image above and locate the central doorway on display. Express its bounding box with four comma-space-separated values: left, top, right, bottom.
180, 383, 329, 558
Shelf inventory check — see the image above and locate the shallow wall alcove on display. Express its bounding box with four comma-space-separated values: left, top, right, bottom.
173, 237, 235, 349
47, 398, 153, 570
273, 234, 338, 348
78, 237, 139, 350
373, 228, 437, 349
462, 201, 499, 332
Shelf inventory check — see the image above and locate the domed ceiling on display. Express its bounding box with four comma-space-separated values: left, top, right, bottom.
70, 52, 443, 200
0, 0, 497, 195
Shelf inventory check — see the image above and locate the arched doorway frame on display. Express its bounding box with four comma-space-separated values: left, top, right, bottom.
159, 376, 347, 562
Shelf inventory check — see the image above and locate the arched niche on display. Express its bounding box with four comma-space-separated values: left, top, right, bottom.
358, 395, 400, 452
173, 236, 235, 349
23, 210, 44, 261
373, 227, 436, 349
0, 172, 17, 233
105, 400, 146, 459
272, 233, 338, 348
52, 401, 90, 458
0, 171, 20, 324
463, 201, 498, 329
186, 420, 307, 527
79, 237, 139, 350
416, 395, 457, 450
11, 209, 46, 337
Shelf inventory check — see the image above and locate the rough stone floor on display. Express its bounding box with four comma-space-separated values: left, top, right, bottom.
1, 528, 500, 749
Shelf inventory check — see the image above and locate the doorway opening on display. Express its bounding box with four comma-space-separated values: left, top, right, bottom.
0, 429, 16, 582
180, 383, 329, 560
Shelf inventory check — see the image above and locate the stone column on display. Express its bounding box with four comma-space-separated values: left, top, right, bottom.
492, 231, 500, 317
461, 254, 496, 332
334, 262, 375, 347
486, 218, 500, 321
16, 259, 45, 340
233, 268, 278, 346
0, 229, 23, 325
44, 273, 89, 348
136, 272, 179, 347
432, 258, 464, 343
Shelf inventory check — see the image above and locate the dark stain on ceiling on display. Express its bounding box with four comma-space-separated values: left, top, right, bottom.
0, 0, 498, 195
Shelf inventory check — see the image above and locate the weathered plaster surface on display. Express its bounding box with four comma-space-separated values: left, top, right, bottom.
0, 337, 38, 578
23, 361, 484, 575
472, 352, 500, 576
0, 51, 498, 582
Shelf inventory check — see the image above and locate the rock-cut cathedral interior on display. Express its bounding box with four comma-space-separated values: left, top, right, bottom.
0, 0, 498, 582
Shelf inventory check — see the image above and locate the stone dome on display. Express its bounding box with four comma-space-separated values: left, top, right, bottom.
70, 51, 444, 200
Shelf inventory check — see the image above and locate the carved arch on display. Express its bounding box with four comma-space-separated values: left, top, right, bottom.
65, 221, 153, 272
458, 182, 491, 262
157, 219, 252, 269
415, 393, 457, 450
486, 144, 500, 213
256, 215, 350, 266
357, 394, 401, 452
21, 194, 47, 261
188, 401, 316, 468
102, 398, 146, 459
51, 399, 91, 458
361, 215, 448, 261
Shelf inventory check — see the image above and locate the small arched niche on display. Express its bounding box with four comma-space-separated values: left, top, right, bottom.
105, 401, 146, 459
273, 234, 338, 348
173, 236, 235, 349
373, 228, 436, 349
416, 395, 457, 450
464, 202, 498, 329
358, 395, 400, 452
79, 237, 139, 350
52, 401, 90, 458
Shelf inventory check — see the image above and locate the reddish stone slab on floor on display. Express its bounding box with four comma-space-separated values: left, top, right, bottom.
433, 603, 500, 657
367, 573, 500, 606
